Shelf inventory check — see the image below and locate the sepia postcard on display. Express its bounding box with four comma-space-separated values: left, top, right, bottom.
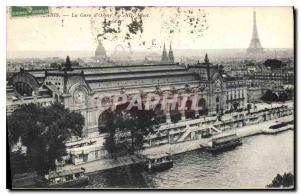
6, 6, 295, 189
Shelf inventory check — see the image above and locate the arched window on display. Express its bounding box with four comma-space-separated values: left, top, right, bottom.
15, 82, 33, 96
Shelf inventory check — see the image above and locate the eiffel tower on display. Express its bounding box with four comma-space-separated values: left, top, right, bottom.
247, 11, 264, 56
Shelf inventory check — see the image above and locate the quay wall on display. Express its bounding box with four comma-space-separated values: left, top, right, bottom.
63, 103, 293, 172
67, 114, 294, 174
141, 115, 293, 156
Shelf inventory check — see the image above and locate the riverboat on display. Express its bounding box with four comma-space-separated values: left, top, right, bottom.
144, 153, 173, 171
44, 167, 89, 188
201, 134, 242, 152
263, 121, 293, 134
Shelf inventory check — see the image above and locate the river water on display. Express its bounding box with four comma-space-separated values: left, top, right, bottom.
86, 130, 294, 189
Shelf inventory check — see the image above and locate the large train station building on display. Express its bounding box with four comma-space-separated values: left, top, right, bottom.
7, 49, 248, 137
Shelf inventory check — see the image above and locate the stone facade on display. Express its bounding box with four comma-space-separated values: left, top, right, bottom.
7, 55, 248, 137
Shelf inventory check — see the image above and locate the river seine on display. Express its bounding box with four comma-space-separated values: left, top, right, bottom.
86, 130, 294, 189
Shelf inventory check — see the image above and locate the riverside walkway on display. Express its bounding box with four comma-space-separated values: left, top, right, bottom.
63, 154, 144, 174
215, 115, 293, 139
62, 114, 293, 174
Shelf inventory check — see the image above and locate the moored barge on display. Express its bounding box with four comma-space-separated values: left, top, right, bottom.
201, 134, 242, 152
263, 121, 293, 134
44, 167, 89, 188
144, 153, 173, 171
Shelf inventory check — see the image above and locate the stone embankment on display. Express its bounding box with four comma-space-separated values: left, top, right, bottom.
66, 115, 293, 174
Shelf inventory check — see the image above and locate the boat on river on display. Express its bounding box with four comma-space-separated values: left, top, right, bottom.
263, 121, 293, 134
144, 153, 173, 171
201, 134, 242, 153
43, 167, 89, 188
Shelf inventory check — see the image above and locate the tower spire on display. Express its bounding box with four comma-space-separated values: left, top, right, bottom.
168, 42, 174, 63
247, 10, 264, 57
161, 42, 169, 63
253, 10, 256, 29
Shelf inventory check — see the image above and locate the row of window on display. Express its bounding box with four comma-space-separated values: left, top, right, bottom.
98, 77, 191, 88
47, 76, 63, 81
45, 81, 62, 86
254, 76, 292, 80
226, 89, 245, 100
254, 73, 291, 77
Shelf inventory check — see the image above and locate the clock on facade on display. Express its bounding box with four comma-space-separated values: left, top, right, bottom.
73, 89, 86, 104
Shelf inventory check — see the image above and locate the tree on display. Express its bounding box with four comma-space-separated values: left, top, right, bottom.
124, 109, 158, 153
185, 110, 196, 119
153, 105, 166, 124
278, 92, 288, 102
261, 90, 278, 102
263, 59, 286, 69
285, 88, 294, 100
105, 131, 116, 158
170, 110, 181, 123
101, 109, 121, 159
247, 103, 252, 114
267, 172, 294, 188
7, 103, 84, 176
100, 107, 159, 156
9, 149, 31, 177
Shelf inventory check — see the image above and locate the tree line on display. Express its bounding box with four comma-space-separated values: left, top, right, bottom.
8, 103, 84, 177
261, 89, 293, 103
99, 107, 159, 158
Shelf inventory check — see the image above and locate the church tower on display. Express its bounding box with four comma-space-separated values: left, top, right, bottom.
168, 43, 174, 63
161, 42, 169, 63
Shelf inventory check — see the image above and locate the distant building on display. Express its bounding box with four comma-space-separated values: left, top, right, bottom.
95, 37, 107, 62
249, 71, 294, 86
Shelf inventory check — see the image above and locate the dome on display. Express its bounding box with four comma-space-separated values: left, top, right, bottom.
95, 40, 107, 59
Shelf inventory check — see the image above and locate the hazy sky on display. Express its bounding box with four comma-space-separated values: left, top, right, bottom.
7, 6, 293, 55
